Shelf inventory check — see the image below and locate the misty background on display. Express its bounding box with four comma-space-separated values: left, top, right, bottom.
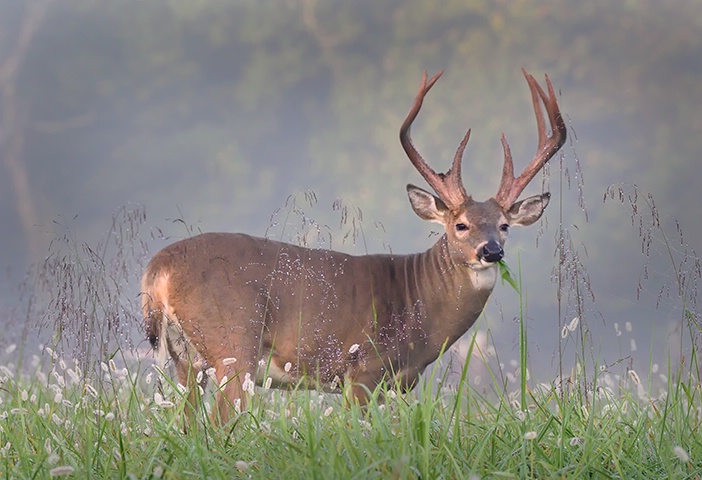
1, 0, 700, 384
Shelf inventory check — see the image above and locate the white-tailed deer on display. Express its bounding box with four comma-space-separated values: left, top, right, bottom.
141, 69, 566, 424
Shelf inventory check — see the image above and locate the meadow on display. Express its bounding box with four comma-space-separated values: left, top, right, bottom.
0, 187, 700, 479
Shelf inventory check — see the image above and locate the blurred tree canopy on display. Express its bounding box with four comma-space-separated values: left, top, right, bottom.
1, 0, 700, 280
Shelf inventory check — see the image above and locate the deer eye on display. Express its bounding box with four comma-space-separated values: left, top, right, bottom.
455, 223, 469, 232
500, 223, 510, 232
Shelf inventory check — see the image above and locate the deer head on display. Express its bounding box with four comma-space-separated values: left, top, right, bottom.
400, 69, 567, 271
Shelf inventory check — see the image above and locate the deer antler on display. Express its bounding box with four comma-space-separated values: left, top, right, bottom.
494, 69, 567, 209
400, 70, 471, 210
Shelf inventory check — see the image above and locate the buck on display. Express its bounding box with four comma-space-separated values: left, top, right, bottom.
141, 69, 566, 424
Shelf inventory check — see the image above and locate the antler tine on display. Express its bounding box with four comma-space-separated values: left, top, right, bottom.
494, 69, 567, 208
400, 70, 469, 209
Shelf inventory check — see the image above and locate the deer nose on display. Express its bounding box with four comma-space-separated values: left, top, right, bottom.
479, 241, 504, 263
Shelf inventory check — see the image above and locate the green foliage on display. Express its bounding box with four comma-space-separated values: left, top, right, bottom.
497, 259, 519, 294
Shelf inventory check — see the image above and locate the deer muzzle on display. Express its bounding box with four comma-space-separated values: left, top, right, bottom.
479, 240, 504, 264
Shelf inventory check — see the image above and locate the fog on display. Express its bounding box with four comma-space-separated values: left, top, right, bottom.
1, 0, 700, 385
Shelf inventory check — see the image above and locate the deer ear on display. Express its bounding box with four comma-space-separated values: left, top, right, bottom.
407, 184, 448, 224
507, 192, 550, 226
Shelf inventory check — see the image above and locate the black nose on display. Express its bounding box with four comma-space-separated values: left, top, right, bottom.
480, 241, 504, 263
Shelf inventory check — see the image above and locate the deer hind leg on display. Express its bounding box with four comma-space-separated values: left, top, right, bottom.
208, 356, 255, 425
170, 333, 207, 425
150, 307, 207, 427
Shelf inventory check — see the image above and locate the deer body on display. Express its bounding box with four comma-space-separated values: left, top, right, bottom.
142, 69, 566, 424
143, 231, 494, 394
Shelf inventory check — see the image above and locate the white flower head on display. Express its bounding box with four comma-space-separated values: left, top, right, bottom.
673, 445, 690, 462
348, 344, 360, 354
242, 373, 255, 395
49, 466, 75, 477
567, 316, 579, 332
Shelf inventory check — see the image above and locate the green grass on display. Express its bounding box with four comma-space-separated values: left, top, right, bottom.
1, 340, 700, 479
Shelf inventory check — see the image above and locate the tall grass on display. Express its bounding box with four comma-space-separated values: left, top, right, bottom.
0, 187, 700, 478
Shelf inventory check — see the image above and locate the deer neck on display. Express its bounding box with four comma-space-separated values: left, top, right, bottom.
405, 235, 496, 349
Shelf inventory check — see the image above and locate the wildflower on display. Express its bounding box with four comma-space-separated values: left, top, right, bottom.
323, 406, 333, 417
52, 413, 63, 426
348, 344, 360, 354
51, 371, 66, 389
49, 465, 75, 477
67, 369, 80, 384
330, 375, 340, 390
222, 357, 237, 366
105, 412, 115, 421
258, 359, 266, 368
20, 390, 28, 402
524, 431, 537, 440
515, 410, 526, 421
85, 384, 98, 398
568, 316, 579, 331
561, 325, 569, 339
284, 362, 292, 373
154, 393, 174, 409
569, 436, 582, 446
100, 362, 109, 373
386, 389, 396, 400
673, 445, 690, 462
235, 460, 249, 472
264, 377, 272, 390
176, 383, 187, 394
218, 375, 228, 389
242, 373, 255, 395
195, 370, 203, 384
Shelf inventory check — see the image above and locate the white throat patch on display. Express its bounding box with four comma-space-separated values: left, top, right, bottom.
471, 265, 497, 291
